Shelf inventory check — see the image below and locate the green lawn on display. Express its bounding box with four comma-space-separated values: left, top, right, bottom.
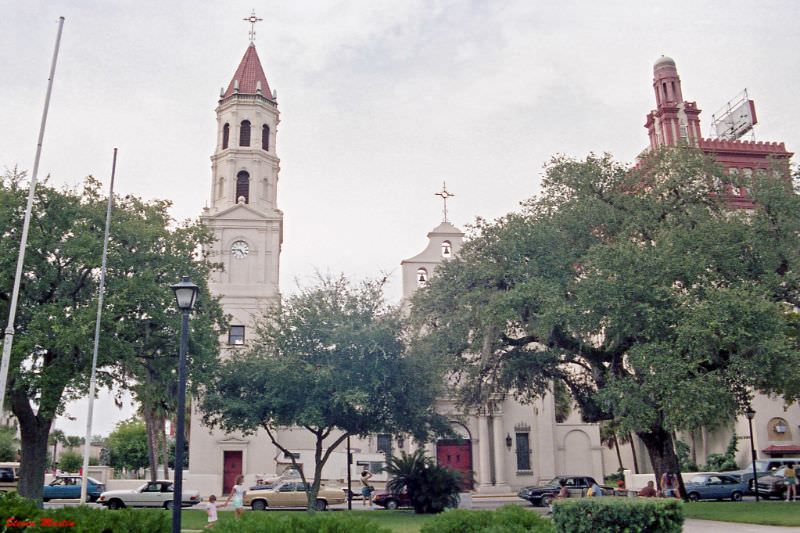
683, 501, 800, 527
179, 509, 434, 532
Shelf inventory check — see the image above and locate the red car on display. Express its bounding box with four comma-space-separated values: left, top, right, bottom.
372, 490, 412, 510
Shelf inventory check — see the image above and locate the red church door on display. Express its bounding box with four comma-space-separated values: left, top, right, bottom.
436, 439, 473, 490
223, 451, 242, 495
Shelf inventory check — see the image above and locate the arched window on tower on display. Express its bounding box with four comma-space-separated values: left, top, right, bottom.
262, 124, 270, 151
222, 123, 230, 149
441, 241, 452, 258
236, 171, 250, 204
417, 268, 428, 287
240, 120, 251, 147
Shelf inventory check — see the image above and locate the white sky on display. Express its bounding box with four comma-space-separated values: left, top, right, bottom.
2, 1, 799, 436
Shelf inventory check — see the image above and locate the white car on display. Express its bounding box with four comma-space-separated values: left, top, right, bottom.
97, 480, 201, 510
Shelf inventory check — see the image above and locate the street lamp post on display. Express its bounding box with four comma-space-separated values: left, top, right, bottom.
171, 277, 199, 533
745, 406, 759, 503
347, 435, 352, 510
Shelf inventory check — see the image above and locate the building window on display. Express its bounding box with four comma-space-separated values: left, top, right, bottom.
236, 171, 250, 203
679, 123, 688, 138
357, 460, 384, 475
222, 123, 230, 149
240, 120, 251, 147
262, 124, 270, 151
228, 325, 245, 345
441, 241, 452, 258
377, 434, 392, 454
283, 451, 300, 459
417, 268, 428, 287
515, 432, 531, 471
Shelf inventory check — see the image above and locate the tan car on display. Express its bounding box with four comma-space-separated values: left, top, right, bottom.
244, 480, 346, 511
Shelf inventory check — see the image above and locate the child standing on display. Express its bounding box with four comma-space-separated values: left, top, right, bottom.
204, 495, 218, 529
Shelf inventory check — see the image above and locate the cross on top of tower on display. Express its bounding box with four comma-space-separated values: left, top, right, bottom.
243, 9, 263, 43
435, 182, 455, 223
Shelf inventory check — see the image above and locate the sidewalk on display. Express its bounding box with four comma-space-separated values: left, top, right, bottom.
683, 520, 800, 532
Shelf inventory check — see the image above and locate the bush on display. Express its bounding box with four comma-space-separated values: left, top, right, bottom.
385, 449, 461, 513
0, 492, 168, 532
552, 497, 683, 533
420, 505, 554, 533
213, 512, 391, 533
58, 450, 84, 473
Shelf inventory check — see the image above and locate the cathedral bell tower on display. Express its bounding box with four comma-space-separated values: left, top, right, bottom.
644, 56, 702, 149
202, 40, 283, 339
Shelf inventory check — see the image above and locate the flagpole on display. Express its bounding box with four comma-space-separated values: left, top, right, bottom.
0, 16, 65, 421
80, 148, 117, 503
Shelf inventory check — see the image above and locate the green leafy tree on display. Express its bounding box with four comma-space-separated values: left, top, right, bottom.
57, 450, 83, 473
704, 434, 738, 472
0, 426, 19, 462
410, 148, 800, 495
0, 171, 225, 501
385, 449, 461, 514
201, 275, 449, 511
105, 418, 149, 473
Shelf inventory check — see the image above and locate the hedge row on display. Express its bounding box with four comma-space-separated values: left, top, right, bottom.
0, 492, 168, 533
552, 497, 684, 533
420, 504, 554, 533
212, 511, 391, 532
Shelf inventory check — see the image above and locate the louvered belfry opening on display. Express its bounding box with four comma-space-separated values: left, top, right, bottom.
240, 120, 251, 147
236, 171, 250, 203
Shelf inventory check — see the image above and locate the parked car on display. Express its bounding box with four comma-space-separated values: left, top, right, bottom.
518, 476, 610, 506
732, 459, 798, 491
756, 467, 788, 499
373, 490, 412, 510
0, 462, 19, 493
97, 480, 201, 509
683, 473, 747, 502
42, 475, 105, 502
245, 481, 346, 511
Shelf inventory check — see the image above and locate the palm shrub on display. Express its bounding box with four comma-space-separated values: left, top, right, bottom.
385, 449, 461, 514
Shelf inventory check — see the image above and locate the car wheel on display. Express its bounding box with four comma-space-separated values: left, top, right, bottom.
385, 499, 399, 510
731, 491, 743, 502
108, 499, 125, 510
688, 492, 700, 502
315, 499, 327, 511
540, 495, 553, 507
163, 500, 174, 510
251, 499, 267, 511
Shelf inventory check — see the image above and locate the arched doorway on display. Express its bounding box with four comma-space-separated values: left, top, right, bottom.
436, 421, 474, 490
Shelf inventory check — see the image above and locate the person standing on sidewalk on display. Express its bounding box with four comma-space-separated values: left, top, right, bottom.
784, 464, 797, 502
360, 470, 374, 507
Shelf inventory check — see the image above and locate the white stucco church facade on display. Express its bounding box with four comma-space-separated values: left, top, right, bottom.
184, 40, 606, 497
185, 37, 800, 497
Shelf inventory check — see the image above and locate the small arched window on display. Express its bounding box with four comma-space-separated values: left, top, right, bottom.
441, 241, 452, 258
222, 123, 230, 149
236, 171, 250, 204
417, 268, 428, 287
262, 124, 270, 151
240, 120, 251, 147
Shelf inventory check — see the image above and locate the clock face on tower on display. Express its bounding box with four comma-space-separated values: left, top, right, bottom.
231, 240, 249, 259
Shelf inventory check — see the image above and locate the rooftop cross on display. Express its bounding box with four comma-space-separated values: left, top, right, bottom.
243, 9, 263, 43
435, 182, 455, 223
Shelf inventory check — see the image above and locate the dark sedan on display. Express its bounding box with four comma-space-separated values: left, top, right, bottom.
756, 468, 788, 499
373, 490, 412, 510
518, 476, 604, 506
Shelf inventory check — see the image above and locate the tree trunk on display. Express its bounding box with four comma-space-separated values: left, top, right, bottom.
637, 425, 685, 500
159, 415, 169, 479
613, 434, 624, 471
143, 406, 158, 482
12, 387, 56, 504
690, 430, 698, 466
628, 433, 640, 474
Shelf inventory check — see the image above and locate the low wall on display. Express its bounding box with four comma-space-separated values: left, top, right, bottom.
623, 470, 715, 490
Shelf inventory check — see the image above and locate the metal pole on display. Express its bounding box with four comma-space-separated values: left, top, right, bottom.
80, 148, 117, 503
172, 310, 189, 533
0, 16, 65, 420
347, 435, 352, 510
748, 416, 759, 502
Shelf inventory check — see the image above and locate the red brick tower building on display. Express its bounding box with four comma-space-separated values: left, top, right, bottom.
644, 56, 792, 208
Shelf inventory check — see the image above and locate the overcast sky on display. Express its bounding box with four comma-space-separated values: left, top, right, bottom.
3, 1, 799, 436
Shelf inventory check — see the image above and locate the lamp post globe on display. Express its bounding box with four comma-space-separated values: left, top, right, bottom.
170, 276, 199, 533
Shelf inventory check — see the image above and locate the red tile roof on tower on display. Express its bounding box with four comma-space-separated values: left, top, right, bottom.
222, 43, 273, 100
